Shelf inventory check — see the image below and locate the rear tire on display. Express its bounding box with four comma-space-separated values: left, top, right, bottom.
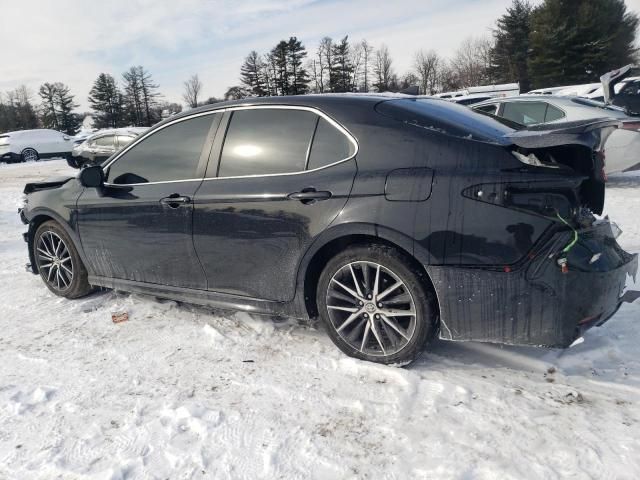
21, 148, 39, 162
317, 244, 437, 366
33, 221, 93, 299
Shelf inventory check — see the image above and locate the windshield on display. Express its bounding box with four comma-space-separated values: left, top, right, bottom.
376, 98, 522, 144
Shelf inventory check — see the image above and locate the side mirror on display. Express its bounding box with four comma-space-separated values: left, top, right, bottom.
78, 165, 104, 188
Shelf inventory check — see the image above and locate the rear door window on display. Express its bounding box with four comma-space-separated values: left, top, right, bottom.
95, 135, 115, 147
501, 102, 548, 125
116, 135, 135, 148
307, 117, 355, 170
218, 109, 317, 177
544, 104, 565, 122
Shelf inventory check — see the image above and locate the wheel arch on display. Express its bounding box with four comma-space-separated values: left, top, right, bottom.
298, 224, 439, 320
26, 209, 85, 274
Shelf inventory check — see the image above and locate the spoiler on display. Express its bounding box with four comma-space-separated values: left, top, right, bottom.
504, 118, 620, 150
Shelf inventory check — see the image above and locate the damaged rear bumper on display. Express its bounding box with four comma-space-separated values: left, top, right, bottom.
427, 220, 638, 347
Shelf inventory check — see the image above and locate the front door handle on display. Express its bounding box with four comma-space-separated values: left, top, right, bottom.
160, 194, 191, 208
287, 189, 332, 203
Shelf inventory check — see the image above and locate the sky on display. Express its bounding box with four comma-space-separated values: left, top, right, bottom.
1, 0, 640, 111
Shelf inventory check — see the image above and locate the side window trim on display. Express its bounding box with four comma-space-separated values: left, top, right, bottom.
205, 105, 358, 180
103, 105, 358, 184
305, 116, 321, 170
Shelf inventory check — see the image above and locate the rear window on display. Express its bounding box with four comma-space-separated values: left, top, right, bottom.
376, 98, 518, 143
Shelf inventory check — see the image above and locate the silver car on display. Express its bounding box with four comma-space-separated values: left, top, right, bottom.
69, 127, 148, 169
472, 96, 640, 173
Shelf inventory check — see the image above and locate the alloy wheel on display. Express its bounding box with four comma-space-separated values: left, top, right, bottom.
325, 261, 417, 357
36, 231, 74, 291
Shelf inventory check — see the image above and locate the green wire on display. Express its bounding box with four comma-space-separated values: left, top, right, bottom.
556, 212, 579, 253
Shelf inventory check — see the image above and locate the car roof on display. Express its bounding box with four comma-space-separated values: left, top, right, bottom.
4, 129, 60, 136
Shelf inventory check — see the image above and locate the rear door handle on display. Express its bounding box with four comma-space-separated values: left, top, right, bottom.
160, 194, 191, 208
287, 189, 332, 202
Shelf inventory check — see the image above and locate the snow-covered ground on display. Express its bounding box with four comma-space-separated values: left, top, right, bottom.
0, 160, 639, 480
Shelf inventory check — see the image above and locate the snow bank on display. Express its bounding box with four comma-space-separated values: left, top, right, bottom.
1, 160, 639, 479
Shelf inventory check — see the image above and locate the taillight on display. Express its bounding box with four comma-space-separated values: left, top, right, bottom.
620, 121, 640, 131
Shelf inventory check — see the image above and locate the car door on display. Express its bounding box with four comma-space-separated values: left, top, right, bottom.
76, 112, 221, 289
92, 135, 116, 162
193, 107, 358, 302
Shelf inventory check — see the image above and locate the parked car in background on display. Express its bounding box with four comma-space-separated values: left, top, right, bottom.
472, 95, 640, 173
435, 83, 520, 100
527, 83, 600, 97
0, 129, 72, 163
450, 94, 494, 106
19, 95, 638, 365
69, 128, 148, 168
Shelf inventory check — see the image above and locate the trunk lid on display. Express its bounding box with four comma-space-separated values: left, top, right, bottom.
504, 119, 621, 216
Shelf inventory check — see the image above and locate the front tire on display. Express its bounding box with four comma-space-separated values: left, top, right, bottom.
21, 148, 39, 162
33, 221, 93, 299
317, 245, 437, 366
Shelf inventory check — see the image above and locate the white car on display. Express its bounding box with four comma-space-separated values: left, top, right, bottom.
472, 96, 640, 173
0, 129, 73, 163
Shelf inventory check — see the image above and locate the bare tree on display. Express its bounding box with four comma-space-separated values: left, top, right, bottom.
183, 74, 203, 108
414, 49, 442, 95
374, 44, 394, 92
449, 37, 494, 88
360, 40, 375, 93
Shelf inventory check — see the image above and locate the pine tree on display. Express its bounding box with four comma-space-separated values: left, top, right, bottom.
38, 82, 79, 134
490, 0, 533, 92
88, 73, 124, 128
240, 51, 268, 96
54, 83, 80, 135
287, 37, 310, 95
529, 0, 639, 88
270, 41, 290, 95
330, 36, 354, 92
39, 83, 60, 130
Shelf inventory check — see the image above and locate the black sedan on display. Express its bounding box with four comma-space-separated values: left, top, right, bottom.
19, 95, 638, 365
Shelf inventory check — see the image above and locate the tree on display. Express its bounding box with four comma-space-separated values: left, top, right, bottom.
449, 37, 494, 88
330, 36, 354, 92
0, 86, 38, 133
529, 0, 639, 88
38, 82, 79, 134
183, 74, 203, 108
491, 0, 533, 92
55, 83, 80, 135
287, 37, 310, 95
224, 86, 250, 100
39, 83, 60, 130
122, 66, 161, 127
359, 40, 375, 92
240, 51, 268, 96
310, 37, 333, 93
88, 73, 125, 128
374, 44, 394, 92
414, 50, 442, 94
